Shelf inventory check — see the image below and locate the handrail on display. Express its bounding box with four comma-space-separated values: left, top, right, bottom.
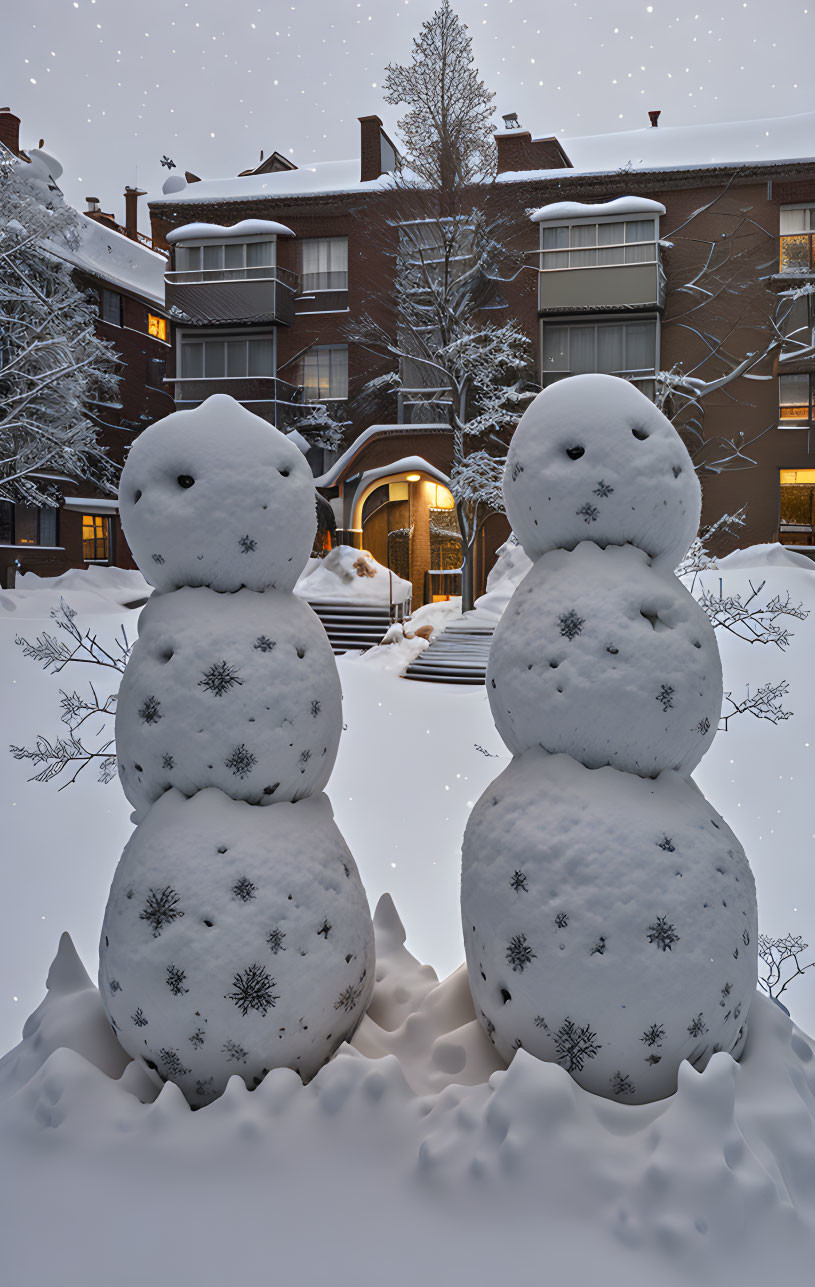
166, 265, 299, 291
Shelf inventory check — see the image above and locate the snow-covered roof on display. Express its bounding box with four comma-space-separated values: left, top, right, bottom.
501, 111, 815, 182
166, 218, 295, 243
530, 196, 666, 224
314, 424, 451, 488
58, 215, 166, 307
151, 159, 390, 207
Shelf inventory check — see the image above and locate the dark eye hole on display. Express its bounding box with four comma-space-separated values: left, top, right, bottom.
177, 475, 195, 489
632, 427, 649, 441
133, 489, 142, 504
278, 466, 290, 477
566, 446, 585, 460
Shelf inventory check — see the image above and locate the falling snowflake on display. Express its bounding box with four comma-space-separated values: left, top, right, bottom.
238, 534, 257, 553
132, 1007, 148, 1027
593, 480, 614, 498
509, 870, 528, 893
138, 695, 162, 724
576, 502, 599, 524
188, 1029, 206, 1049
687, 1013, 708, 1038
641, 1023, 665, 1047
140, 886, 184, 937
226, 962, 278, 1016
553, 1017, 601, 1072
198, 660, 243, 697
222, 1039, 248, 1063
253, 635, 276, 652
109, 978, 121, 994
590, 937, 607, 956
267, 927, 286, 954
318, 918, 332, 938
159, 1048, 190, 1079
165, 964, 189, 996
225, 744, 257, 778
610, 1071, 635, 1097
697, 716, 711, 735
162, 753, 175, 770
554, 912, 569, 929
310, 700, 321, 718
656, 684, 675, 712
506, 933, 536, 973
231, 877, 257, 903
647, 916, 679, 952
657, 836, 675, 852
558, 609, 584, 641
335, 981, 364, 1013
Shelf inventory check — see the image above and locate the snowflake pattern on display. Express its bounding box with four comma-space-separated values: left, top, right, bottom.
162, 753, 175, 770
647, 916, 680, 952
506, 933, 536, 973
576, 502, 599, 524
109, 978, 121, 993
641, 1023, 665, 1048
558, 609, 585, 641
590, 937, 607, 956
510, 460, 524, 481
188, 1029, 206, 1049
225, 744, 257, 779
266, 927, 286, 955
554, 912, 569, 929
657, 836, 675, 852
697, 716, 711, 735
645, 1054, 662, 1066
310, 699, 321, 718
165, 964, 189, 996
238, 534, 257, 553
226, 962, 278, 1017
299, 749, 312, 771
140, 885, 184, 937
159, 1048, 190, 1079
151, 553, 165, 565
610, 1071, 636, 1097
720, 982, 732, 1006
481, 1012, 496, 1042
656, 684, 675, 711
222, 1039, 248, 1063
593, 480, 614, 498
687, 1013, 708, 1038
132, 1007, 148, 1027
335, 980, 365, 1013
195, 1077, 215, 1099
253, 635, 276, 652
198, 660, 243, 697
509, 870, 528, 893
534, 1015, 549, 1029
553, 1017, 601, 1072
318, 919, 332, 938
231, 877, 256, 903
138, 695, 162, 724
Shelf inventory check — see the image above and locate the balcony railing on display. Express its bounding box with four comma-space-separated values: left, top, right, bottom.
165, 266, 298, 326
170, 375, 304, 417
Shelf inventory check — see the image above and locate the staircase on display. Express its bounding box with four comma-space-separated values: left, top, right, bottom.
403, 618, 494, 685
307, 600, 394, 655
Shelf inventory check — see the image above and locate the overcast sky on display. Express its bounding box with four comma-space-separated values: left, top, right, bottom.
4, 0, 814, 230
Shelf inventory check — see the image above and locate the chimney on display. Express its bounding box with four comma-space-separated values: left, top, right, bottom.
124, 186, 146, 242
359, 115, 398, 182
0, 107, 21, 156
85, 196, 101, 213
495, 131, 573, 175
648, 110, 661, 128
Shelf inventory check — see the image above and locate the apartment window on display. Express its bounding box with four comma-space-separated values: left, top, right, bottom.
779, 468, 815, 545
541, 318, 657, 390
301, 345, 348, 401
147, 313, 167, 341
779, 372, 813, 424
82, 514, 110, 562
541, 218, 658, 270
779, 207, 815, 273
100, 289, 122, 326
173, 240, 276, 282
0, 503, 58, 546
300, 238, 348, 292
179, 335, 275, 379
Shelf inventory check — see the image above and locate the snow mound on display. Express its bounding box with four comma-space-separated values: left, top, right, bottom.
10, 564, 151, 608
716, 543, 815, 573
471, 536, 532, 621
2, 905, 815, 1284
295, 546, 412, 605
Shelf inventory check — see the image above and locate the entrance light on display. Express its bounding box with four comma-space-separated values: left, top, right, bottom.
405, 473, 421, 482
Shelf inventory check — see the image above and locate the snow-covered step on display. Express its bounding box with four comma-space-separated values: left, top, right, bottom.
403, 622, 494, 685
307, 599, 394, 655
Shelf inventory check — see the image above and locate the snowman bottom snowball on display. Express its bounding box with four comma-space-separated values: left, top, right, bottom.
99, 789, 375, 1106
461, 751, 757, 1104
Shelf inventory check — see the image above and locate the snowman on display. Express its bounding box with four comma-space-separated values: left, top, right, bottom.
461, 374, 757, 1104
98, 395, 375, 1106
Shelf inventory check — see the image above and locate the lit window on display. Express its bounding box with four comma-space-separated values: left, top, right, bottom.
779, 468, 815, 545
541, 219, 658, 270
300, 238, 348, 292
82, 514, 109, 562
100, 289, 122, 326
301, 345, 348, 401
779, 207, 815, 273
779, 373, 812, 423
147, 314, 167, 341
0, 504, 57, 546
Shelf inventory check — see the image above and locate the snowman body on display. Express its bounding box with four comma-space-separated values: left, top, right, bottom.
462, 374, 757, 1104
99, 396, 374, 1104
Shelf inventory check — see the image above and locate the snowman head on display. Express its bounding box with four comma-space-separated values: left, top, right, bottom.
503, 374, 701, 571
119, 395, 317, 593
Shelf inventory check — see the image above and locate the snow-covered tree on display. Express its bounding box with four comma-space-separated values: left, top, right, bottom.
0, 155, 120, 509
290, 400, 350, 453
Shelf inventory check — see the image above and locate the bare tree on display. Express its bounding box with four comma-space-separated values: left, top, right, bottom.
758, 933, 815, 1006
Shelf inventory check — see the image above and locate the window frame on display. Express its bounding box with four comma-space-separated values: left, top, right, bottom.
0, 502, 59, 548
539, 315, 660, 392
300, 344, 349, 402
779, 371, 814, 426
299, 237, 349, 293
779, 206, 815, 273
171, 235, 278, 284
147, 313, 168, 342
100, 288, 122, 326
539, 216, 659, 273
177, 329, 277, 382
82, 513, 110, 563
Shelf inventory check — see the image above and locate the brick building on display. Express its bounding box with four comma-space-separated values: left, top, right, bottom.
0, 108, 173, 586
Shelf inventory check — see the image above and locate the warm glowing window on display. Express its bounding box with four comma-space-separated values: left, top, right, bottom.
430, 483, 456, 509
779, 469, 815, 545
779, 373, 812, 423
147, 314, 167, 341
779, 207, 815, 272
301, 345, 348, 401
82, 514, 109, 561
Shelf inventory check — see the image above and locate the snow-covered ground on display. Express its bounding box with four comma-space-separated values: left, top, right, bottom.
1, 555, 815, 1283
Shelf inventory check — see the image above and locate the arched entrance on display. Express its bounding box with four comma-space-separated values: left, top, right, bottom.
353, 470, 463, 606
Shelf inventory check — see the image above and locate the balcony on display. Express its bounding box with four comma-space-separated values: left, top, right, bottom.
165, 265, 298, 327
539, 255, 664, 313
170, 375, 303, 422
